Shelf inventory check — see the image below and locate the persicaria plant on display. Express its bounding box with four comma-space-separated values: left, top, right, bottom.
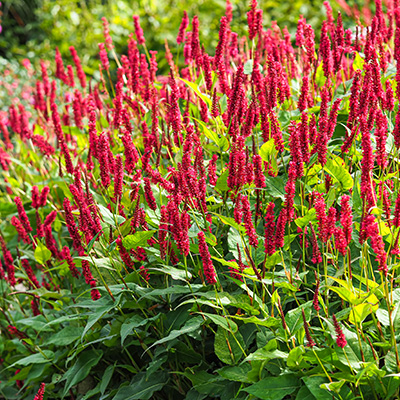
1, 0, 400, 398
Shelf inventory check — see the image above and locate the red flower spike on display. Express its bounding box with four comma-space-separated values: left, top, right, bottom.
313, 278, 321, 312
116, 236, 135, 270
325, 207, 336, 241
241, 195, 258, 247
247, 0, 259, 40
283, 162, 297, 222
113, 155, 124, 203
97, 133, 111, 188
274, 210, 287, 249
332, 314, 347, 348
375, 109, 388, 169
264, 203, 276, 256
98, 42, 109, 71
335, 226, 347, 256
253, 154, 266, 188
33, 383, 46, 400
11, 216, 31, 244
69, 46, 86, 88
302, 308, 315, 347
61, 247, 80, 277
139, 265, 150, 282
288, 122, 303, 179
143, 178, 157, 211
51, 102, 74, 174
168, 71, 182, 137
101, 17, 114, 50
310, 225, 322, 264
215, 16, 228, 92
177, 11, 189, 44
190, 16, 201, 63
320, 21, 333, 78
298, 76, 312, 112
21, 259, 40, 289
31, 297, 40, 316
63, 198, 85, 255
43, 210, 57, 228
197, 231, 217, 285
314, 193, 328, 243
158, 206, 169, 260
340, 194, 353, 244
15, 197, 32, 232
133, 15, 145, 45
326, 99, 342, 141
208, 154, 218, 186
55, 47, 67, 83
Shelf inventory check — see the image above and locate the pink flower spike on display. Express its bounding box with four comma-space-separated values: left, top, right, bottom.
177, 11, 189, 44
332, 314, 347, 348
133, 15, 145, 45
197, 231, 217, 285
33, 383, 46, 400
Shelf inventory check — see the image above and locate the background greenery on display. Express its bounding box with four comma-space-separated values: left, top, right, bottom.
0, 0, 354, 70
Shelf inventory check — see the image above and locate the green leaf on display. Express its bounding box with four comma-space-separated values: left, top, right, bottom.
122, 231, 155, 250
349, 302, 378, 324
46, 326, 84, 346
12, 350, 54, 367
287, 347, 308, 370
16, 315, 55, 332
62, 349, 103, 397
242, 374, 300, 400
264, 175, 286, 199
315, 62, 327, 87
180, 78, 212, 106
323, 156, 353, 190
244, 339, 288, 362
211, 257, 239, 269
303, 376, 334, 400
81, 296, 121, 340
100, 364, 115, 395
112, 371, 169, 400
294, 208, 316, 228
195, 118, 229, 151
385, 346, 400, 373
216, 364, 252, 383
148, 265, 191, 281
145, 354, 168, 379
120, 315, 149, 346
215, 214, 245, 233
230, 315, 280, 328
86, 231, 102, 252
98, 204, 126, 226
295, 386, 315, 400
259, 139, 277, 162
285, 301, 312, 335
243, 59, 254, 75
391, 302, 400, 331
219, 94, 227, 114
215, 169, 229, 192
376, 308, 390, 327
34, 241, 52, 264
214, 326, 245, 365
353, 52, 365, 71
200, 312, 238, 333
148, 316, 204, 350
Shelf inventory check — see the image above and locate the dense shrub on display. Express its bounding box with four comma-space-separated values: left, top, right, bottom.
1, 0, 400, 399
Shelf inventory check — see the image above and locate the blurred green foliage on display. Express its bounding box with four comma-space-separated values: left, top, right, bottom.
0, 0, 348, 71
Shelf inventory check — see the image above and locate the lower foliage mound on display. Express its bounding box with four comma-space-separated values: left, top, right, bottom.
1, 1, 400, 399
